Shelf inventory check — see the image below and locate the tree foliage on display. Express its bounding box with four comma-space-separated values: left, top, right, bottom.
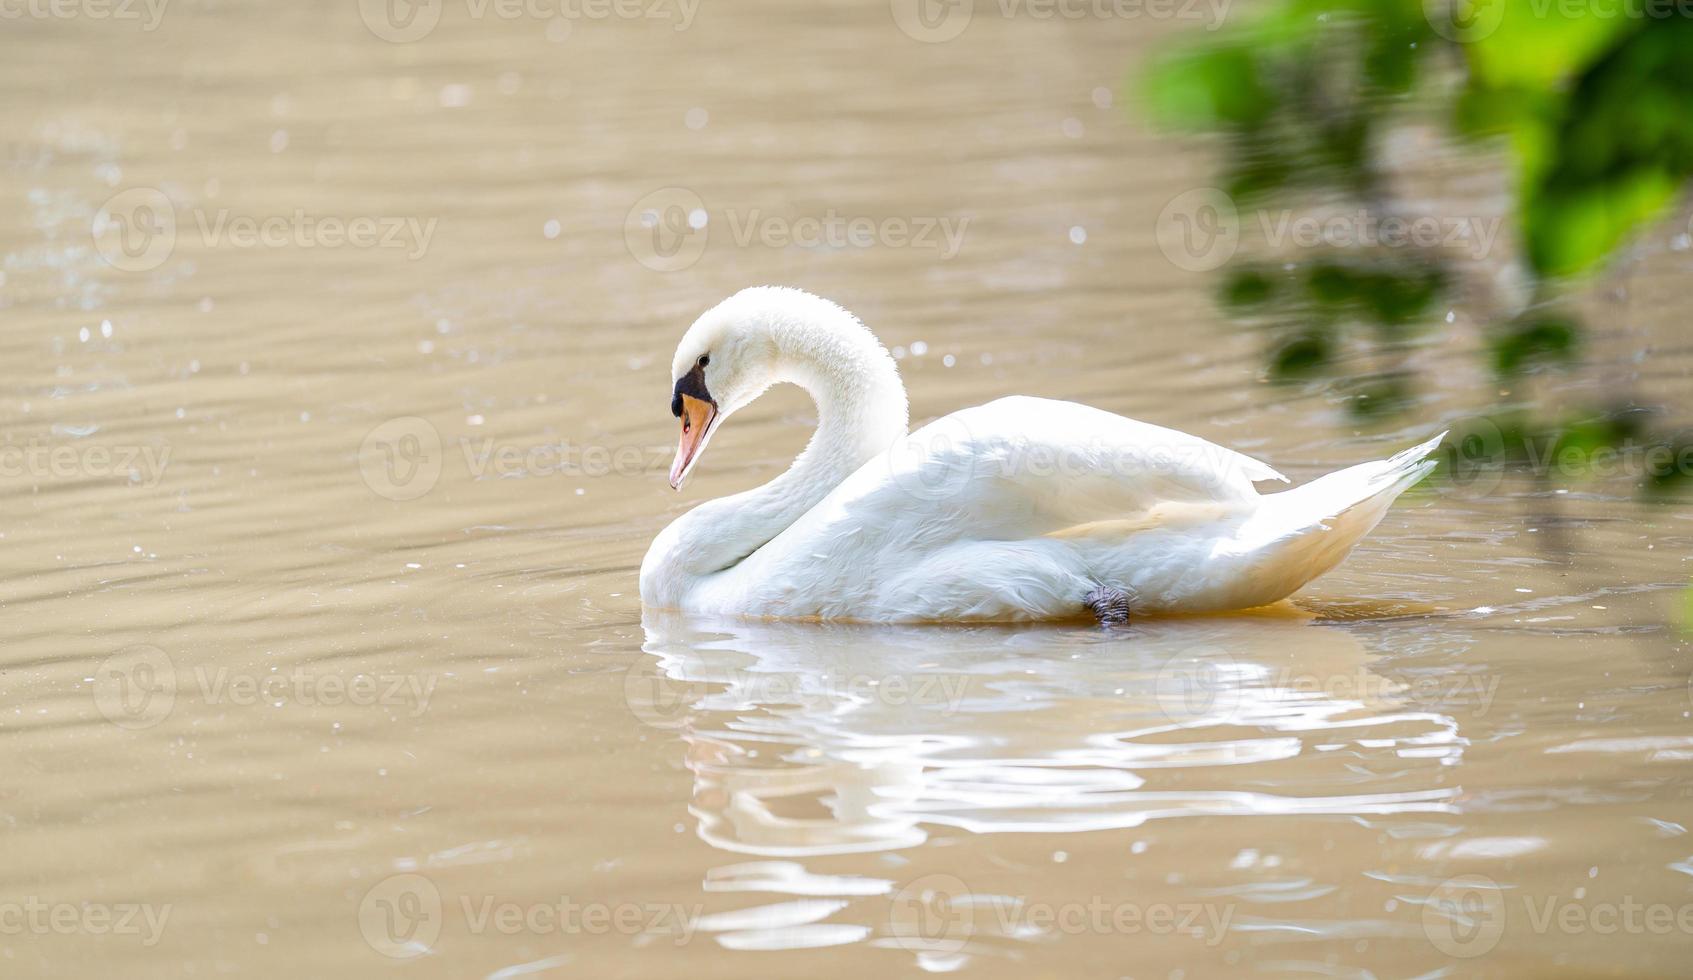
1145, 0, 1693, 492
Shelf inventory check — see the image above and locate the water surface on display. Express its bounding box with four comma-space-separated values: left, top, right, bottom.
3, 1, 1693, 976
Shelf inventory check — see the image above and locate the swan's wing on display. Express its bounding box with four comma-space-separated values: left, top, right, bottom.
897, 395, 1280, 518
813, 396, 1286, 543
711, 397, 1287, 617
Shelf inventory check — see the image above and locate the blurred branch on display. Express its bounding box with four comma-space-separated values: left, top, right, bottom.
1144, 0, 1693, 495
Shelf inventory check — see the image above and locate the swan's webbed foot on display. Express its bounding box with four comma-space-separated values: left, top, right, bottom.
1083, 585, 1132, 627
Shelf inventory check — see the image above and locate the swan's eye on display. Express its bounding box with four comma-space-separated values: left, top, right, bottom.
698, 354, 709, 367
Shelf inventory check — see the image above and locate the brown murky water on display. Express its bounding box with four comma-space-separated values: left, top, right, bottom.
4, 1, 1693, 976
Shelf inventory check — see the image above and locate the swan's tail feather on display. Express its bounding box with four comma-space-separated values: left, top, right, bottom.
1291, 431, 1442, 527
1220, 432, 1443, 606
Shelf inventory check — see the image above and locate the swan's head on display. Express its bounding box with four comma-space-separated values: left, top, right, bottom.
664, 289, 786, 489
663, 286, 904, 490
660, 287, 907, 494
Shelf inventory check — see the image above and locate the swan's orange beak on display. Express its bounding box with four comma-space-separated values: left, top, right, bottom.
669, 393, 717, 490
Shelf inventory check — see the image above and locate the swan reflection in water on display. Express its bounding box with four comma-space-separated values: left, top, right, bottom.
628, 609, 1472, 956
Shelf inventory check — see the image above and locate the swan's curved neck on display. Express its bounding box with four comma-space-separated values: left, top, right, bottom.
643, 301, 909, 599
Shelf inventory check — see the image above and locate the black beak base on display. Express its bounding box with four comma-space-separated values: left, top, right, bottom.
671, 362, 714, 417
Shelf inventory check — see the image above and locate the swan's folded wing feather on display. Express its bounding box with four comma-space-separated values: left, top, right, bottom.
822, 396, 1284, 543
724, 398, 1286, 603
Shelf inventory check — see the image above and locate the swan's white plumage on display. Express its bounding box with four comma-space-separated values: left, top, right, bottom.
640, 287, 1440, 622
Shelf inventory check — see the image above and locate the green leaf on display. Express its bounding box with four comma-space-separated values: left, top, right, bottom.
1490, 315, 1580, 376
1220, 266, 1279, 308
1271, 331, 1333, 378
1465, 0, 1635, 90
1345, 372, 1416, 418
1525, 171, 1678, 277
1145, 46, 1274, 130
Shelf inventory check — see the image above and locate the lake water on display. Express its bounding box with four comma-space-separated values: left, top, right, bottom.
4, 1, 1692, 976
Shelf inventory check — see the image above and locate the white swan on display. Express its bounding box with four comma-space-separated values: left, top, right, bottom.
639, 287, 1442, 623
